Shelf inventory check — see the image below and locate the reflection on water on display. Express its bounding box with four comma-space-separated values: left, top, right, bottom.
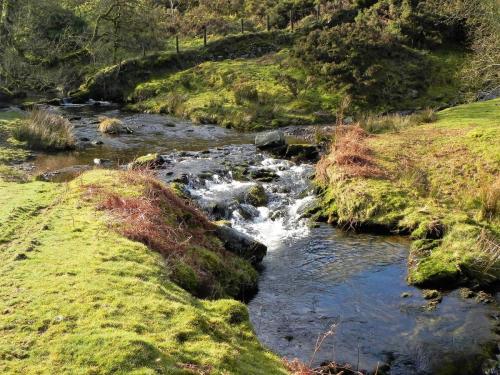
249, 226, 499, 374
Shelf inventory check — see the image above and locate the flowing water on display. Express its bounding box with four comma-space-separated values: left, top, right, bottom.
8, 104, 500, 374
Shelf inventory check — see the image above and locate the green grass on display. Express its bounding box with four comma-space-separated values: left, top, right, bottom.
317, 99, 500, 287
0, 170, 286, 374
128, 50, 341, 130
0, 111, 30, 165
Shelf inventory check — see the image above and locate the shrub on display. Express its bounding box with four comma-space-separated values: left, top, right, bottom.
98, 117, 129, 134
12, 109, 75, 151
294, 9, 432, 108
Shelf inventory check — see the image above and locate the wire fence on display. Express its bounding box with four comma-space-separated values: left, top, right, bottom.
171, 3, 324, 53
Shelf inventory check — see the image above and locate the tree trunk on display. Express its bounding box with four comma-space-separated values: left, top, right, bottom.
0, 0, 14, 46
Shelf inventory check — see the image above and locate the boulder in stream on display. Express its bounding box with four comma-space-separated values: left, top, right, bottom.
255, 130, 287, 151
127, 153, 164, 170
213, 222, 267, 265
245, 184, 268, 207
285, 144, 320, 162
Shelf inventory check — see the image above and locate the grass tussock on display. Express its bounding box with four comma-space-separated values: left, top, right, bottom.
476, 229, 500, 276
12, 109, 75, 151
478, 175, 500, 221
317, 125, 385, 182
98, 116, 130, 134
358, 108, 437, 134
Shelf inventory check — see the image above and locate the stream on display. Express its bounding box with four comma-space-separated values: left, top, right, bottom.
7, 104, 500, 374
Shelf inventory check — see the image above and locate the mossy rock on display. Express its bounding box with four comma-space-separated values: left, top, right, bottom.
245, 184, 268, 207
127, 153, 164, 170
98, 117, 132, 134
285, 144, 320, 162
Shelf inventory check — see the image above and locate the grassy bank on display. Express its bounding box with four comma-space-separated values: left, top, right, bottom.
73, 32, 292, 104
316, 99, 500, 288
127, 47, 465, 131
0, 168, 286, 374
128, 50, 339, 131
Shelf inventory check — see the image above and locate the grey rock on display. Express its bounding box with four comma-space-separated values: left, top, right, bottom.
214, 223, 267, 264
255, 131, 286, 150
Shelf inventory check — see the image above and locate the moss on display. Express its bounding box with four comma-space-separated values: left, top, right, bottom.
127, 153, 163, 170
128, 49, 337, 131
318, 99, 500, 288
0, 170, 286, 374
246, 184, 268, 207
320, 177, 409, 231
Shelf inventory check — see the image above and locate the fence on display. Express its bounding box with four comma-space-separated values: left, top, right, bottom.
172, 3, 323, 53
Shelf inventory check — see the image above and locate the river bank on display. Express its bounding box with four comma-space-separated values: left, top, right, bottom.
316, 99, 500, 289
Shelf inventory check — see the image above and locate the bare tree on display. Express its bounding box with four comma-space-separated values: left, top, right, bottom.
429, 0, 500, 99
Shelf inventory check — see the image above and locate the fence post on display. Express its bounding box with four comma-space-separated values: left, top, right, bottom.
241, 18, 244, 33
290, 10, 294, 32
267, 14, 270, 32
176, 35, 179, 53
203, 26, 207, 47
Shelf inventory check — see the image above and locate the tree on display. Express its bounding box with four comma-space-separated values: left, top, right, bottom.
428, 0, 500, 99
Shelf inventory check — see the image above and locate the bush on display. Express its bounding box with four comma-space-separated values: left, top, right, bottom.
294, 2, 439, 109
12, 109, 75, 151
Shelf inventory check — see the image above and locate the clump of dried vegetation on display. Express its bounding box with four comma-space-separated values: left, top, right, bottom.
478, 175, 500, 221
95, 170, 215, 257
316, 124, 385, 183
12, 109, 75, 150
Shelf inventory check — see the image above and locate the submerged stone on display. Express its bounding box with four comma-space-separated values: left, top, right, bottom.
423, 289, 442, 301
